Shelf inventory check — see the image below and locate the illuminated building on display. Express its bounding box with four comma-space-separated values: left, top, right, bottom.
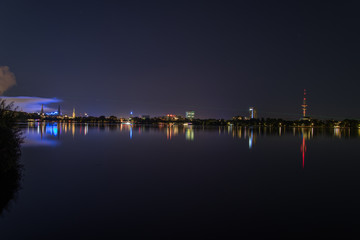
45, 111, 59, 116
72, 108, 76, 118
58, 105, 61, 116
249, 107, 257, 119
232, 116, 244, 121
166, 114, 179, 121
186, 111, 195, 120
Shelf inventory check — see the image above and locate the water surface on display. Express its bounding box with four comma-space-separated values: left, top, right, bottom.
1, 123, 360, 238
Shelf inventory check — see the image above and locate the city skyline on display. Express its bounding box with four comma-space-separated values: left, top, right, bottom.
1, 1, 360, 119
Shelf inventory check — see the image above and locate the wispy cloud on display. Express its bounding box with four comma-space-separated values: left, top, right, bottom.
0, 66, 16, 95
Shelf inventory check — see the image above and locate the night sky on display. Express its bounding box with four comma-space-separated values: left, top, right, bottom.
1, 0, 360, 119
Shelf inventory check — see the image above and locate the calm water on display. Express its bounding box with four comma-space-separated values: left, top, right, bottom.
1, 123, 360, 238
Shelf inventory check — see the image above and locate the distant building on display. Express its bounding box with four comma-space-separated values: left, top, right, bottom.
249, 107, 257, 119
142, 115, 150, 120
186, 111, 195, 120
166, 114, 179, 121
72, 108, 76, 118
232, 116, 244, 121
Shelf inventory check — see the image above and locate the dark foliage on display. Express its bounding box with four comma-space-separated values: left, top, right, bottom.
0, 99, 23, 215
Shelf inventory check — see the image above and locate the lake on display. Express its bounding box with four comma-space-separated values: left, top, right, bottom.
1, 122, 360, 238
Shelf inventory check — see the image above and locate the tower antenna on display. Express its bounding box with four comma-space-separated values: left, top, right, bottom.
301, 89, 307, 117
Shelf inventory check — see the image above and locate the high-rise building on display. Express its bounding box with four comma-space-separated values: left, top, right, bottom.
58, 105, 61, 116
72, 108, 76, 118
186, 111, 195, 120
249, 107, 257, 119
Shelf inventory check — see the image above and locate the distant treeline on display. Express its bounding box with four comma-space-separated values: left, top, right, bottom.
13, 111, 360, 128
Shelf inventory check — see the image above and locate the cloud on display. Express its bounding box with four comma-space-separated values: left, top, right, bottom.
0, 66, 16, 95
1, 96, 62, 113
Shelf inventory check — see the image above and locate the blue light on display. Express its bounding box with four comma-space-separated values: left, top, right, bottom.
53, 125, 58, 136
45, 123, 58, 136
45, 111, 59, 116
249, 130, 253, 149
130, 111, 133, 115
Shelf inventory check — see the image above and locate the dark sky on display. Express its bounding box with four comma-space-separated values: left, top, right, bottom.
1, 0, 360, 119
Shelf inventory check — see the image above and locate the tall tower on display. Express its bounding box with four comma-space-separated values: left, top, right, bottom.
40, 104, 44, 116
72, 108, 76, 118
249, 107, 257, 119
58, 105, 61, 116
301, 89, 307, 117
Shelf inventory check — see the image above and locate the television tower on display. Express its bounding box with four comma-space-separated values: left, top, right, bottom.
301, 89, 307, 117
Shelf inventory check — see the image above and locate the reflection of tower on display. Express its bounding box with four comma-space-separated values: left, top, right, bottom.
300, 128, 312, 168
249, 107, 257, 119
249, 130, 253, 149
72, 108, 76, 118
248, 128, 257, 149
301, 89, 308, 118
300, 133, 306, 168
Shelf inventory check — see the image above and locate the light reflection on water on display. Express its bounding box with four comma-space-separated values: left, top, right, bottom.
22, 122, 360, 169
23, 122, 360, 143
8, 122, 360, 238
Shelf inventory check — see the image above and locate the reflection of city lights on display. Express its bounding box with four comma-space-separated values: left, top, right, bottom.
185, 128, 194, 141
167, 127, 172, 140
130, 126, 133, 139
84, 124, 88, 136
173, 125, 179, 136
237, 128, 242, 139
334, 128, 341, 138
53, 125, 58, 136
249, 130, 253, 149
72, 123, 75, 138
